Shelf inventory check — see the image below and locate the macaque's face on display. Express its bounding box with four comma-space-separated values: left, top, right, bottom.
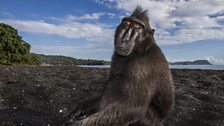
115, 17, 146, 56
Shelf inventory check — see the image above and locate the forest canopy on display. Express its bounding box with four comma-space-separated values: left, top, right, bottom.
0, 23, 39, 65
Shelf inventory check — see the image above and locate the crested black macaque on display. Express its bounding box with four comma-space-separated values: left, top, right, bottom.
62, 6, 174, 126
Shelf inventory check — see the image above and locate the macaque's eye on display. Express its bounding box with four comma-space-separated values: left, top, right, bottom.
126, 20, 131, 25
134, 23, 141, 29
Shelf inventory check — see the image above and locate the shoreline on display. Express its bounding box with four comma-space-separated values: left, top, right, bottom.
79, 64, 224, 70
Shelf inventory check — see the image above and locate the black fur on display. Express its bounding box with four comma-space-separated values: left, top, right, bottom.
62, 6, 174, 126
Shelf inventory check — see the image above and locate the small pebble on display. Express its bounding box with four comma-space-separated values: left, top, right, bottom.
13, 106, 18, 110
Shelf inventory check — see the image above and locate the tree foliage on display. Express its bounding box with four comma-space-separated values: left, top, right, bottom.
0, 23, 39, 65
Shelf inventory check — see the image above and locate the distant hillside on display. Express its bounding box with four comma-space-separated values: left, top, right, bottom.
34, 54, 110, 66
170, 60, 212, 65
35, 54, 212, 66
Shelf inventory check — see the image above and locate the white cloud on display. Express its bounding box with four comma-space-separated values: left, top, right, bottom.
66, 12, 105, 21
0, 11, 115, 60
115, 0, 224, 45
1, 0, 224, 61
95, 0, 117, 8
80, 13, 105, 20
205, 56, 224, 65
107, 13, 116, 18
2, 12, 117, 45
3, 0, 223, 46
215, 15, 224, 21
0, 19, 114, 44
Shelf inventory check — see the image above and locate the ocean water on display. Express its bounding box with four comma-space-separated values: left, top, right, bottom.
170, 65, 224, 70
79, 65, 110, 68
79, 65, 224, 70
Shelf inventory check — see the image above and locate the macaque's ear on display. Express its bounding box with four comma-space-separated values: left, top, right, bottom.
150, 29, 155, 35
146, 28, 155, 38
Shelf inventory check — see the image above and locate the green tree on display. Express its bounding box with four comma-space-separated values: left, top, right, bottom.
0, 23, 39, 65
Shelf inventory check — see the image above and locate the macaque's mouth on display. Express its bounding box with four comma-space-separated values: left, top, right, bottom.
116, 47, 132, 56
117, 47, 129, 52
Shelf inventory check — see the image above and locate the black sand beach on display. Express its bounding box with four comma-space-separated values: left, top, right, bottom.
0, 65, 223, 126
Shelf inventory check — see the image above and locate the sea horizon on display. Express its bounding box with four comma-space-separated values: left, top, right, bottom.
79, 64, 224, 70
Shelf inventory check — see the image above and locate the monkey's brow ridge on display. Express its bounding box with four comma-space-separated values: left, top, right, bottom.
122, 17, 145, 28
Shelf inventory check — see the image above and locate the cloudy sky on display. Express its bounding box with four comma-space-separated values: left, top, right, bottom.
0, 0, 224, 64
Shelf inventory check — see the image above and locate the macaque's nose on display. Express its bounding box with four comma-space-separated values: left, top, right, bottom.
122, 28, 133, 43
122, 39, 129, 44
